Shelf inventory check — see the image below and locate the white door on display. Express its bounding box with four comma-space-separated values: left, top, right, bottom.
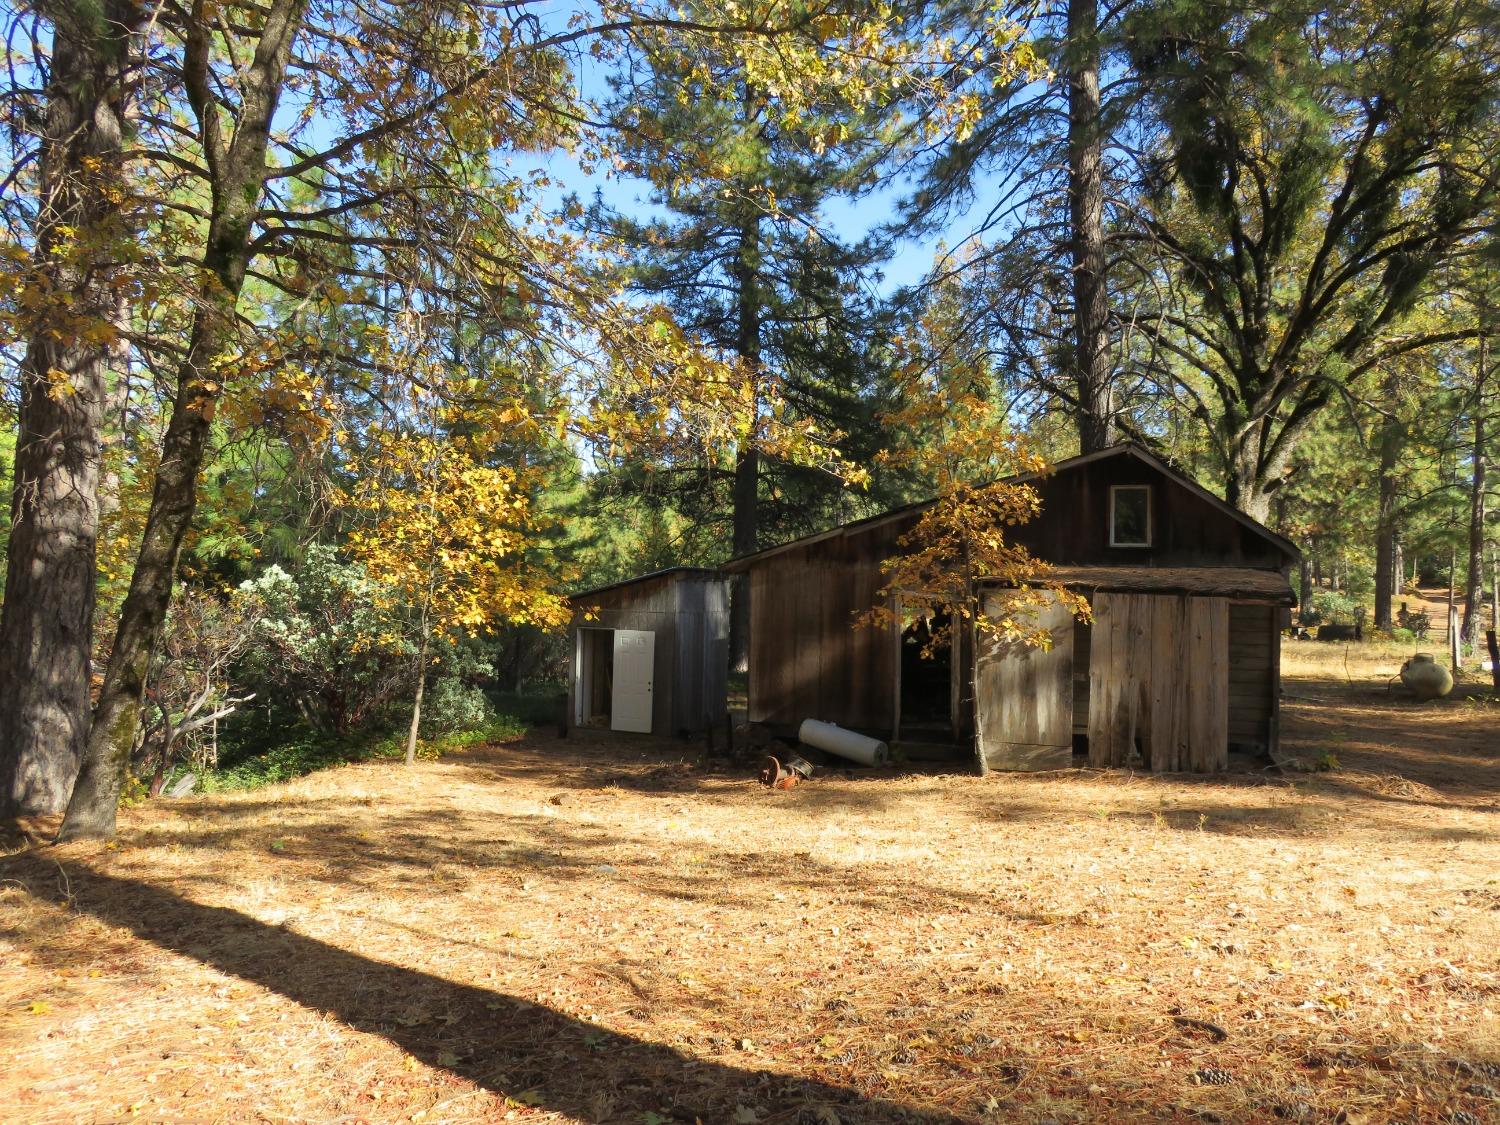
611, 629, 655, 733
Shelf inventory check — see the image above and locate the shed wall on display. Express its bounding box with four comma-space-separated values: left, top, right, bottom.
1227, 602, 1277, 752
568, 573, 729, 736
740, 450, 1293, 763
746, 520, 903, 733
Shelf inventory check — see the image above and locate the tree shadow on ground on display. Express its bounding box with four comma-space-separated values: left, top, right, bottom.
11, 859, 970, 1125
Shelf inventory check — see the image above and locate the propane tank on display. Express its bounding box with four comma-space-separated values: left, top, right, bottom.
1399, 653, 1453, 700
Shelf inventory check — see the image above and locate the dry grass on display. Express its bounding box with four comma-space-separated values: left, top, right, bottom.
3, 649, 1498, 1124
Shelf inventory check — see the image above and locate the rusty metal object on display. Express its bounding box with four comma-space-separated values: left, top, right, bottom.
758, 753, 814, 789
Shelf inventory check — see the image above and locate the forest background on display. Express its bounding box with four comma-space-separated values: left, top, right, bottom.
0, 0, 1495, 839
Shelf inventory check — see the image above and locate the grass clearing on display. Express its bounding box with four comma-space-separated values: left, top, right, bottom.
2, 645, 1497, 1124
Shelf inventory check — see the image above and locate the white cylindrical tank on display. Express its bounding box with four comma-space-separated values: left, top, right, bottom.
798, 719, 890, 766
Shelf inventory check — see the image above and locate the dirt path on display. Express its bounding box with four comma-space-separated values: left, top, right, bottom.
2, 664, 1497, 1124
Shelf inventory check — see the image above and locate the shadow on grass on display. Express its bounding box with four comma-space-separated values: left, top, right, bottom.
12, 859, 969, 1124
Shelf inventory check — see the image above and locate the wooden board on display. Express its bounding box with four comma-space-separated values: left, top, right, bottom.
1187, 596, 1229, 771
1088, 592, 1137, 767
1087, 592, 1229, 772
974, 595, 1075, 771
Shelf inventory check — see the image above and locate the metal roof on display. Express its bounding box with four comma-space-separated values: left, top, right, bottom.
566, 566, 723, 603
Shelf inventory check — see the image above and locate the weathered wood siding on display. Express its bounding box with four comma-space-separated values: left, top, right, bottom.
1087, 592, 1229, 772
974, 596, 1074, 770
746, 518, 909, 733
1013, 458, 1289, 569
738, 448, 1293, 760
1227, 602, 1276, 752
568, 571, 729, 736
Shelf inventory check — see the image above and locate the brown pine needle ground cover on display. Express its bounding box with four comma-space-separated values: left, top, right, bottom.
3, 647, 1498, 1124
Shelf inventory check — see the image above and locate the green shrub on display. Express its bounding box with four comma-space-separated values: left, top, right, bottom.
1312, 590, 1361, 626
420, 678, 495, 737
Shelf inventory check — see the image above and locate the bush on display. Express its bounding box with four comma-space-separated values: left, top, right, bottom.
1312, 590, 1361, 626
420, 677, 495, 737
198, 691, 552, 791
236, 546, 414, 734
1396, 606, 1431, 639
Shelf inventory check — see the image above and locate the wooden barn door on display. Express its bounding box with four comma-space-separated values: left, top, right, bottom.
1087, 593, 1228, 772
610, 629, 655, 733
973, 594, 1075, 772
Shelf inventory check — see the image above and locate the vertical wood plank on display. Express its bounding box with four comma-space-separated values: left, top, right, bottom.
748, 564, 767, 723
1088, 592, 1124, 766
1186, 597, 1230, 771
973, 593, 1073, 770
792, 557, 823, 723
891, 591, 903, 742
1123, 595, 1150, 765
820, 556, 844, 724
1147, 596, 1189, 772
1268, 607, 1283, 760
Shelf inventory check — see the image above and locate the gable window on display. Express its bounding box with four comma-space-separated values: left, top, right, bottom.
1110, 485, 1152, 547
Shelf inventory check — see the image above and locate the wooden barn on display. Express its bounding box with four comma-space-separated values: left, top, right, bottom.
722, 444, 1299, 772
565, 567, 730, 738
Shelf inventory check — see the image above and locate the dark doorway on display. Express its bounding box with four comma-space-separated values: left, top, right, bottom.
900, 607, 953, 737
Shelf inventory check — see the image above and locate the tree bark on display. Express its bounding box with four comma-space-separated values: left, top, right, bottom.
1223, 432, 1284, 523
0, 1, 142, 819
404, 630, 430, 767
1373, 369, 1404, 631
727, 148, 763, 675
58, 0, 307, 840
1461, 336, 1487, 652
1066, 0, 1113, 453
1297, 548, 1312, 621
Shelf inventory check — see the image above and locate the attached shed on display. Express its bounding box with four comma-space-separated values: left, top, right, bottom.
565, 567, 730, 738
722, 444, 1298, 773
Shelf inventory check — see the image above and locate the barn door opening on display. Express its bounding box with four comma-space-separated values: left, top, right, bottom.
575, 628, 657, 734
899, 605, 953, 739
575, 628, 615, 728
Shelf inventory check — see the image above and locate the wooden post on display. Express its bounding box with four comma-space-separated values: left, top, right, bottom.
890, 592, 902, 747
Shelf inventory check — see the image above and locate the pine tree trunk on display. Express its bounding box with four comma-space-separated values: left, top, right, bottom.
1298, 549, 1311, 621
1461, 338, 1487, 651
727, 167, 762, 675
57, 0, 306, 841
0, 2, 141, 819
1373, 375, 1403, 630
1066, 0, 1113, 453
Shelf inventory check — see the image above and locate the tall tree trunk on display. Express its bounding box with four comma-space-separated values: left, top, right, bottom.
1461, 336, 1487, 651
1373, 373, 1404, 630
1224, 435, 1280, 523
1066, 0, 1113, 452
405, 629, 430, 767
1297, 547, 1312, 621
0, 2, 141, 819
727, 165, 763, 675
58, 0, 306, 840
1447, 546, 1459, 673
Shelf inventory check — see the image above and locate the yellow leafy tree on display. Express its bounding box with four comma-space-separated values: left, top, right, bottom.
864, 276, 1089, 652
340, 398, 568, 766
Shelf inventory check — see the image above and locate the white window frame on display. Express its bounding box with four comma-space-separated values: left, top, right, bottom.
1109, 485, 1152, 548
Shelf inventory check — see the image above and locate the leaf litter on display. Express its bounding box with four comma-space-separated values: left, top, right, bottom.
0, 668, 1497, 1123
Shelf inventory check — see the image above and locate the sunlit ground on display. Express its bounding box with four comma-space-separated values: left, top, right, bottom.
2, 642, 1497, 1124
